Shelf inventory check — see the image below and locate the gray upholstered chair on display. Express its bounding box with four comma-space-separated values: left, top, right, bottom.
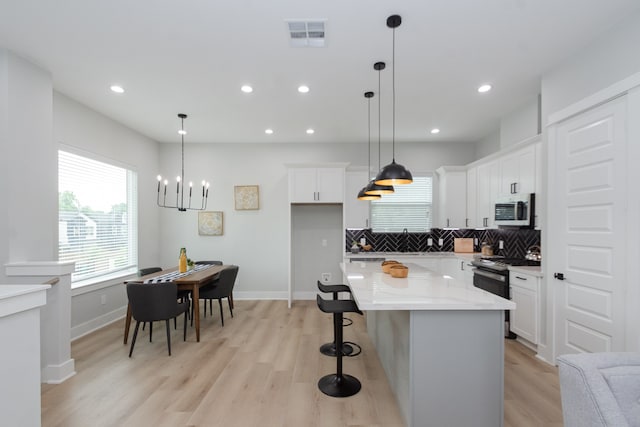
195, 260, 223, 265
197, 265, 239, 326
557, 352, 640, 427
138, 267, 162, 277
126, 281, 189, 357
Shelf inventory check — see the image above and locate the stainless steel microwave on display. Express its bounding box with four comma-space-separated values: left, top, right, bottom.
494, 193, 535, 228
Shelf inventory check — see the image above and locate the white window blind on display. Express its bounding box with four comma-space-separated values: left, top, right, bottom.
58, 150, 138, 283
370, 175, 432, 232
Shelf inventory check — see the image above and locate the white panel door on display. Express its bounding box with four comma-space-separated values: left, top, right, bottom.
550, 96, 627, 356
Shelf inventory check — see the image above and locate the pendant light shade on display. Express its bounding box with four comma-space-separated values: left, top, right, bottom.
357, 91, 381, 201
375, 14, 413, 186
366, 61, 395, 195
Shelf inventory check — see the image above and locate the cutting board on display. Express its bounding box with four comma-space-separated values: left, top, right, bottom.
454, 238, 474, 253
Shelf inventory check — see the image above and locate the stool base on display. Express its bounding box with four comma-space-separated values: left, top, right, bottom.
318, 373, 361, 397
319, 342, 354, 357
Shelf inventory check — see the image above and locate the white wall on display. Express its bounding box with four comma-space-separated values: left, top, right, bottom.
474, 131, 500, 159
0, 50, 56, 285
541, 11, 640, 123
53, 93, 162, 337
500, 96, 540, 148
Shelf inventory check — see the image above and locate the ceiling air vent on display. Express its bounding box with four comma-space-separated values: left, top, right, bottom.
286, 20, 326, 47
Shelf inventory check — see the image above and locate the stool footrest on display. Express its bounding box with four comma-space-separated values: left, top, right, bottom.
320, 342, 354, 357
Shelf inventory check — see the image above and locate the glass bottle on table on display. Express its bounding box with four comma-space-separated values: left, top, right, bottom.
179, 247, 187, 273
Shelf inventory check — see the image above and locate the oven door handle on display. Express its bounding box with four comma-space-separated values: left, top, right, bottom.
472, 268, 506, 283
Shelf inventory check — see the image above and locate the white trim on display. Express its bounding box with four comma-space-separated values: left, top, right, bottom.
43, 359, 76, 384
5, 261, 75, 277
466, 134, 541, 169
71, 306, 127, 341
547, 71, 640, 126
71, 270, 137, 296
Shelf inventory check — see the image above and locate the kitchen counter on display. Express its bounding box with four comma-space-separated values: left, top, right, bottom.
341, 261, 510, 427
341, 261, 514, 311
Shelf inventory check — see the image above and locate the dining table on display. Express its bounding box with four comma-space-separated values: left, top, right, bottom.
123, 264, 228, 343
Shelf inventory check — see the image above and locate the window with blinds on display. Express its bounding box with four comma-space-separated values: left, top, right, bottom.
370, 175, 433, 232
58, 150, 138, 283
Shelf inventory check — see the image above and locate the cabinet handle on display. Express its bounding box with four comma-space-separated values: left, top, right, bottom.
515, 276, 527, 280
465, 218, 469, 228
365, 219, 369, 228
483, 217, 488, 227
460, 261, 464, 271
446, 218, 450, 227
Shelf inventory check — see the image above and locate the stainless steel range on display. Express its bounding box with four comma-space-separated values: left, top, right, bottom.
471, 257, 541, 338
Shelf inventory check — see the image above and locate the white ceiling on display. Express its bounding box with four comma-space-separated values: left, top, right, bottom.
1, 0, 639, 144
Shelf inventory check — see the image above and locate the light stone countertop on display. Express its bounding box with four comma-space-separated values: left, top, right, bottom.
341, 261, 515, 311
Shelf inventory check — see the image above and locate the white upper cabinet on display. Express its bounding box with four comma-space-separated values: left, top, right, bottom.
499, 145, 535, 196
289, 167, 345, 203
466, 167, 477, 228
436, 166, 467, 228
476, 160, 500, 228
344, 170, 370, 228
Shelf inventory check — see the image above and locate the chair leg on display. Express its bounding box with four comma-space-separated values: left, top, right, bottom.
174, 316, 177, 330
218, 299, 224, 326
228, 297, 233, 318
149, 322, 153, 342
129, 321, 141, 358
210, 300, 213, 317
165, 319, 171, 356
183, 311, 187, 341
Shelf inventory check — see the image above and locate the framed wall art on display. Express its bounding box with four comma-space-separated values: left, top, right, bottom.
198, 211, 223, 236
234, 185, 259, 210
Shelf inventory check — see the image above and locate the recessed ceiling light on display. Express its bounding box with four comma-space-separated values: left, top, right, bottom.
430, 128, 440, 134
178, 130, 187, 135
298, 85, 310, 93
241, 85, 253, 93
477, 84, 492, 93
265, 129, 274, 135
110, 85, 124, 94
306, 129, 315, 134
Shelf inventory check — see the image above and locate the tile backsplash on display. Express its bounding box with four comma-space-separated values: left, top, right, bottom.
346, 228, 541, 259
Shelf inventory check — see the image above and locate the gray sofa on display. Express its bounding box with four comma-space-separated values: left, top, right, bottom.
557, 352, 640, 427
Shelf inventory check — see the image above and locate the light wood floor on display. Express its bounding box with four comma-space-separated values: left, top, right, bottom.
42, 300, 563, 427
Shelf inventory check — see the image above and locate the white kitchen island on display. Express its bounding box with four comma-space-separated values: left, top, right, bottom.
341, 261, 515, 427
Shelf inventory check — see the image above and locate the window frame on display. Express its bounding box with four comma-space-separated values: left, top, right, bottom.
58, 145, 138, 288
370, 173, 433, 233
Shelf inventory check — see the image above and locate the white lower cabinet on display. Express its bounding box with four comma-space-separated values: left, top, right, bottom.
509, 271, 539, 344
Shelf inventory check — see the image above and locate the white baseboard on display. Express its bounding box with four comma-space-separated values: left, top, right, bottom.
43, 359, 76, 384
71, 306, 127, 341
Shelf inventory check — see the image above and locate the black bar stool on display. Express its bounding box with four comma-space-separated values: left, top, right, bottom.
316, 294, 363, 397
317, 281, 355, 357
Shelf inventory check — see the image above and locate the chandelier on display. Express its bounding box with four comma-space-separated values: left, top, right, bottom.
157, 113, 209, 211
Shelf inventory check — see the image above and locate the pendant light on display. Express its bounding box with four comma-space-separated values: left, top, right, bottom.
156, 114, 210, 211
375, 14, 413, 186
357, 91, 381, 201
364, 61, 394, 195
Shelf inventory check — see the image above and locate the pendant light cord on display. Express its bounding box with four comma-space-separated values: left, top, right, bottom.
180, 115, 185, 209
368, 96, 372, 176
377, 65, 382, 170
392, 25, 396, 162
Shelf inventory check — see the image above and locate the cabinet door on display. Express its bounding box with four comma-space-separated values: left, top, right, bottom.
510, 285, 538, 343
437, 169, 467, 228
509, 271, 539, 344
499, 146, 535, 196
289, 168, 344, 203
289, 168, 318, 202
476, 160, 499, 228
534, 141, 543, 229
316, 168, 344, 203
345, 171, 370, 228
466, 167, 477, 228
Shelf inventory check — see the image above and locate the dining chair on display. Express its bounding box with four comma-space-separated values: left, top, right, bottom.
197, 265, 239, 326
195, 260, 223, 265
137, 266, 187, 331
126, 281, 189, 357
138, 267, 162, 277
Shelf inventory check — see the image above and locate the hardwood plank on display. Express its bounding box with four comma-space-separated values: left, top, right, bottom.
41, 300, 563, 426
